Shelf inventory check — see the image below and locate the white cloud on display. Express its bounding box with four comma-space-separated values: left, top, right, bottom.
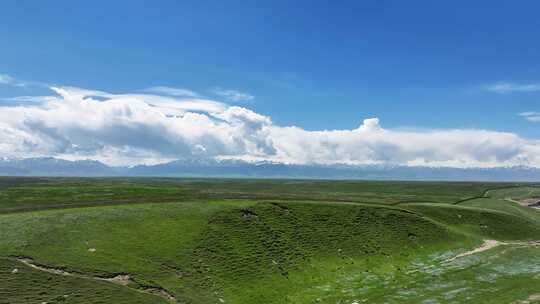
0, 74, 25, 87
143, 86, 199, 97
0, 86, 270, 166
519, 112, 540, 122
1, 85, 540, 168
1, 96, 58, 104
212, 88, 254, 102
0, 74, 14, 84
484, 81, 540, 93
263, 121, 540, 168
0, 73, 50, 88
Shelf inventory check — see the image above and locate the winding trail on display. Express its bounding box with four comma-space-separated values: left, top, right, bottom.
9, 257, 177, 303
452, 240, 502, 260
445, 239, 540, 263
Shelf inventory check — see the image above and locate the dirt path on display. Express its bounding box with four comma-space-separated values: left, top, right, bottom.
504, 197, 540, 210
11, 257, 176, 303
446, 240, 502, 262
513, 293, 540, 304
455, 240, 501, 258
445, 240, 540, 262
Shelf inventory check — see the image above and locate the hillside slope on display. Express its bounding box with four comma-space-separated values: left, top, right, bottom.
0, 179, 539, 303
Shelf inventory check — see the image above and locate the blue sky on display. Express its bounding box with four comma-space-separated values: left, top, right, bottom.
1, 1, 540, 167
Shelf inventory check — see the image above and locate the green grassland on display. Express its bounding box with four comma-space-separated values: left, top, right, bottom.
0, 177, 539, 303
0, 178, 512, 213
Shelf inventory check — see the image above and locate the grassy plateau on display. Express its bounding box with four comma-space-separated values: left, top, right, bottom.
0, 177, 539, 303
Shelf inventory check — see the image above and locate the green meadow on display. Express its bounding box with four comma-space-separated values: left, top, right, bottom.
0, 178, 539, 304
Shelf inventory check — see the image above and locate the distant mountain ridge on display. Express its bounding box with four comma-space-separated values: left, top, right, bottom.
1, 157, 540, 181
0, 157, 112, 176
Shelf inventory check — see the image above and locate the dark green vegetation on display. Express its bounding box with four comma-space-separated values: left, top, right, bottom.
0, 177, 539, 303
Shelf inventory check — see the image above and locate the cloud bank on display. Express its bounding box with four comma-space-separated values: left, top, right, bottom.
1, 85, 540, 168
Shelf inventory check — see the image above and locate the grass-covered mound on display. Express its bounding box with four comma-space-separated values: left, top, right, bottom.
187, 202, 458, 303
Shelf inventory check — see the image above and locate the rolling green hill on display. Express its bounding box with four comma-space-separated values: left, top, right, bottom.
0, 178, 539, 303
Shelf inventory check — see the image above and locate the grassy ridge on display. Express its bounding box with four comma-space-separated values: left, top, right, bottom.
187, 202, 461, 303
402, 203, 540, 240
459, 198, 540, 223
486, 186, 540, 200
